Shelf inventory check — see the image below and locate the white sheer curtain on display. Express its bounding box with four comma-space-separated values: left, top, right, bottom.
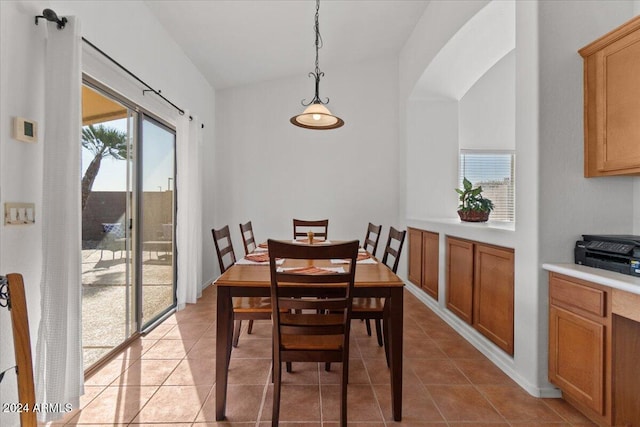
35, 17, 84, 423
176, 112, 203, 309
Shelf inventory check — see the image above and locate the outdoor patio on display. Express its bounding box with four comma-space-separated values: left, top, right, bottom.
82, 247, 173, 368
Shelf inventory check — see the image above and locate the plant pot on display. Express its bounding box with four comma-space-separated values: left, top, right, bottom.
458, 209, 490, 222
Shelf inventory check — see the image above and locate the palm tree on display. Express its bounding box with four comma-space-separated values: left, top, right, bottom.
81, 124, 128, 211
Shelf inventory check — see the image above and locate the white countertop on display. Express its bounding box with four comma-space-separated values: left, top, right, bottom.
542, 263, 640, 296
406, 217, 516, 248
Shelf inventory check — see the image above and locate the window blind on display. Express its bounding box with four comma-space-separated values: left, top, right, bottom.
458, 150, 515, 222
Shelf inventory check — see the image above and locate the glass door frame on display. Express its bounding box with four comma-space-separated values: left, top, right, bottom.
135, 112, 178, 331
82, 75, 178, 351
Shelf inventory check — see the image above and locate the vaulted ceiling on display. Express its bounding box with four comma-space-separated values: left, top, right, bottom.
144, 0, 430, 89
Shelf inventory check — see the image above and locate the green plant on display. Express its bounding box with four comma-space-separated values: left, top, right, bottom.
455, 177, 494, 213
81, 124, 128, 211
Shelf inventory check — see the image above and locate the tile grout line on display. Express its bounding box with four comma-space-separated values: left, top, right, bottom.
355, 337, 388, 426
255, 360, 272, 426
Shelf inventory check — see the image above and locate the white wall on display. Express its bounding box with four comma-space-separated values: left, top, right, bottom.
405, 97, 459, 220
0, 3, 48, 421
401, 0, 547, 397
538, 0, 635, 265
398, 0, 490, 232
459, 50, 515, 151
400, 0, 640, 399
0, 2, 214, 425
212, 56, 399, 282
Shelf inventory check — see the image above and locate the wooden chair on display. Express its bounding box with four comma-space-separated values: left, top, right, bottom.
268, 239, 358, 427
212, 226, 269, 347
352, 226, 406, 354
381, 227, 407, 274
239, 221, 257, 255
293, 218, 328, 241
1, 274, 36, 427
363, 222, 382, 256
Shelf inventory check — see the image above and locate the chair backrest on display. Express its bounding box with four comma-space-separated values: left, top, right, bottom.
381, 227, 407, 274
212, 225, 236, 274
1, 274, 36, 427
239, 221, 257, 255
293, 218, 329, 240
363, 223, 382, 256
268, 239, 359, 351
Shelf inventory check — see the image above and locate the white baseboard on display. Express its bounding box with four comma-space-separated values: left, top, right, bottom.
403, 281, 561, 399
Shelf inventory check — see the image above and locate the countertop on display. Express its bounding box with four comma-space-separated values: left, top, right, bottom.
542, 263, 640, 296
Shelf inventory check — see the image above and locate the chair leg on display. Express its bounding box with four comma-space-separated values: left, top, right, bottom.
286, 362, 292, 373
272, 359, 282, 427
247, 319, 254, 334
365, 318, 372, 336
340, 359, 349, 427
232, 320, 242, 348
383, 318, 390, 368
374, 319, 383, 347
325, 362, 331, 372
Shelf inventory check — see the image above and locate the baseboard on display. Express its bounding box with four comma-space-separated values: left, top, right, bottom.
403, 281, 561, 399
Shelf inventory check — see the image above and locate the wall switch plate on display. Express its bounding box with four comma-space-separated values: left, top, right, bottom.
12, 117, 38, 143
4, 203, 35, 225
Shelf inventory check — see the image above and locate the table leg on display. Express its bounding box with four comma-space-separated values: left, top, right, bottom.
388, 287, 403, 421
216, 286, 233, 421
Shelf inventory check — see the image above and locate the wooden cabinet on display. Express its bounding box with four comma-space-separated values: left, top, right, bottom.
407, 227, 439, 300
407, 228, 423, 287
446, 237, 474, 323
473, 244, 514, 355
446, 236, 514, 355
421, 231, 439, 299
613, 315, 640, 427
548, 273, 611, 425
579, 16, 640, 177
547, 273, 640, 426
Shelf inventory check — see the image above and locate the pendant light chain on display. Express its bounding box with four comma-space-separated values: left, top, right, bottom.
303, 0, 328, 106
314, 0, 323, 80
290, 0, 344, 129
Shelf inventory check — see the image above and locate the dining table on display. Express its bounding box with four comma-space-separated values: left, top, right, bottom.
214, 240, 405, 421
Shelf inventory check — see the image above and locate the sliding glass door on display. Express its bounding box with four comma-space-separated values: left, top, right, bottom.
139, 116, 176, 328
81, 80, 176, 369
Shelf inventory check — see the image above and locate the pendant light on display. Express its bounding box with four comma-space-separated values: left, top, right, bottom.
290, 0, 344, 130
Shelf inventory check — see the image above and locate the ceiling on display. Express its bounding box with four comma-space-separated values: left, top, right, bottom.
413, 0, 515, 100
144, 0, 430, 90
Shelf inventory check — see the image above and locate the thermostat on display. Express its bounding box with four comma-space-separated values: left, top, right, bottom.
13, 117, 38, 143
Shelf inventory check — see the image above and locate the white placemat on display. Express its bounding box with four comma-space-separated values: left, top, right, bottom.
235, 257, 285, 265
330, 258, 378, 265
277, 266, 345, 273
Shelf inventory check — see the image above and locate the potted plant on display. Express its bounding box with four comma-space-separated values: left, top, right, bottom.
455, 177, 494, 222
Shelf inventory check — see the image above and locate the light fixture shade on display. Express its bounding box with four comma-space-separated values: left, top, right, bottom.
290, 102, 344, 130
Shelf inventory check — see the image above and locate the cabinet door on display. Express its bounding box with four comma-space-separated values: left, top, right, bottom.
422, 231, 439, 300
549, 305, 604, 415
446, 237, 474, 324
407, 228, 422, 287
596, 30, 640, 173
473, 244, 514, 355
582, 17, 640, 176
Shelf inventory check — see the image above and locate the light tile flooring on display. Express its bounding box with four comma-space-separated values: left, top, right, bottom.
48, 286, 596, 426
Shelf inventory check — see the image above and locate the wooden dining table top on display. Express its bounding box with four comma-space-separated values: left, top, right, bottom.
215, 248, 405, 288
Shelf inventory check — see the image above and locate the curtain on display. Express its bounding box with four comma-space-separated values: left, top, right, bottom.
35, 17, 84, 423
176, 112, 203, 309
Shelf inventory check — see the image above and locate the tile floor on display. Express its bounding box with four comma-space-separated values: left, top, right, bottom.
47, 285, 597, 426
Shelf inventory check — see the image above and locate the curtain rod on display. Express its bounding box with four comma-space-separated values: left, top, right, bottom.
35, 8, 204, 128
82, 37, 199, 124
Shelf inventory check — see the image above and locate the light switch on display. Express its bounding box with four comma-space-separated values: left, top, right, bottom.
4, 203, 35, 225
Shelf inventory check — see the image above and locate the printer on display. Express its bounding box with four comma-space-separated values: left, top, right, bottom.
575, 234, 640, 277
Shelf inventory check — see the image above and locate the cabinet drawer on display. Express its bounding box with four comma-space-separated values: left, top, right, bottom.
550, 274, 606, 318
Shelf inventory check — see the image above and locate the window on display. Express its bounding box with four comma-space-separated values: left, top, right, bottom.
458, 150, 515, 222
